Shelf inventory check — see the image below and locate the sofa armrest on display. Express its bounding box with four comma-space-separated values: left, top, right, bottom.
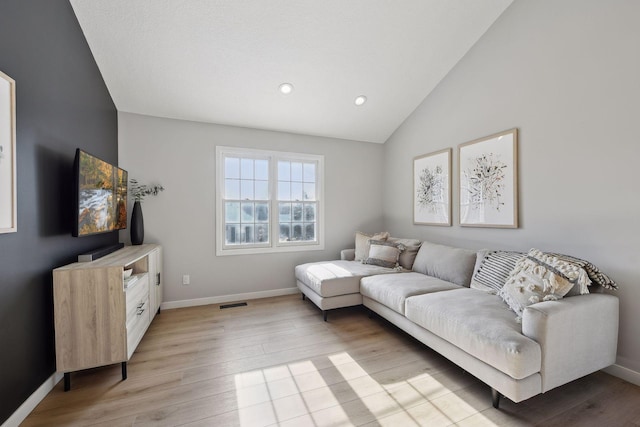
341, 249, 355, 261
522, 293, 618, 392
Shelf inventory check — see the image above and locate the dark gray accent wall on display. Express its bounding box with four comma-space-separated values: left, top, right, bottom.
0, 1, 118, 422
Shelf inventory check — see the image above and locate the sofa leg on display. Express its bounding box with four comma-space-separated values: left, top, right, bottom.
302, 293, 306, 301
367, 309, 373, 319
491, 388, 501, 409
323, 311, 328, 322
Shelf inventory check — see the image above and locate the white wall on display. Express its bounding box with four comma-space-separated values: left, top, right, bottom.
382, 0, 640, 374
118, 112, 384, 303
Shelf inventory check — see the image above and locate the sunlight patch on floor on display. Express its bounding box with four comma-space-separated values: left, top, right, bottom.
233, 351, 498, 426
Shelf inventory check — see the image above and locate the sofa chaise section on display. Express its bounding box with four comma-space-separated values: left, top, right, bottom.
295, 259, 399, 321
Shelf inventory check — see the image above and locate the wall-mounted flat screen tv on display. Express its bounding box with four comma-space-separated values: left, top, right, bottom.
73, 149, 128, 237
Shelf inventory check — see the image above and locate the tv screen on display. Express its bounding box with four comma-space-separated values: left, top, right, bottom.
73, 149, 128, 237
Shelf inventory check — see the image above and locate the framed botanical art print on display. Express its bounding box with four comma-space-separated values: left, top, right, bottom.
0, 70, 16, 234
459, 128, 518, 228
413, 148, 451, 226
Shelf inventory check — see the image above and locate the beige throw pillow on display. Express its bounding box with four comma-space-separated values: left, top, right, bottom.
499, 248, 591, 317
354, 231, 390, 261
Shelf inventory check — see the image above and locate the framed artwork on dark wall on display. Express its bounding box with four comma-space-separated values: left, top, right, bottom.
458, 128, 518, 228
0, 70, 16, 234
413, 148, 452, 226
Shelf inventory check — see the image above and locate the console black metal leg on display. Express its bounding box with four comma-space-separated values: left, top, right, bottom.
302, 294, 306, 301
64, 373, 70, 392
122, 361, 127, 381
491, 388, 501, 409
323, 311, 328, 322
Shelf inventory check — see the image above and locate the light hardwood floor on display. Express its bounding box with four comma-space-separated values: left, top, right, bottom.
23, 294, 640, 426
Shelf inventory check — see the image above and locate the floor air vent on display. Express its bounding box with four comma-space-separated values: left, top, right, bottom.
220, 302, 248, 309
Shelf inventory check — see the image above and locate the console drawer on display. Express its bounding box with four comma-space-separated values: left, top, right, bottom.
126, 296, 149, 359
125, 273, 149, 326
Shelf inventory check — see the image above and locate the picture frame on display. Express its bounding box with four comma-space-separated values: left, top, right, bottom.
458, 128, 518, 228
413, 148, 451, 226
0, 70, 17, 234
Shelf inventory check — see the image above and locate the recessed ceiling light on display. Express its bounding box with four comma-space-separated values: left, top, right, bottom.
279, 83, 294, 94
354, 95, 367, 106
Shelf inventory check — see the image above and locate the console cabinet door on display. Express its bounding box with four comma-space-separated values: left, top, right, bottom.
148, 247, 163, 321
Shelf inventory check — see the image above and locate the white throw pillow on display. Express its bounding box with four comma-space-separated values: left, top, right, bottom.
499, 248, 591, 317
364, 240, 404, 269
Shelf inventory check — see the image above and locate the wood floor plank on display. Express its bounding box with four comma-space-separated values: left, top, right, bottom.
21, 294, 640, 427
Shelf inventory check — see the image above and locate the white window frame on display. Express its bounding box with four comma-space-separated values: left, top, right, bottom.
216, 146, 325, 256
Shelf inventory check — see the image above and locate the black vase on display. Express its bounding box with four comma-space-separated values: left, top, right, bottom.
130, 201, 144, 245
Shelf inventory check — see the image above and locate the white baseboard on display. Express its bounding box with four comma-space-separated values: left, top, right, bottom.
160, 287, 300, 310
603, 363, 640, 387
2, 372, 63, 427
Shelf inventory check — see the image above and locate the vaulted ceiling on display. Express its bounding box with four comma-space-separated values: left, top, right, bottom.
70, 0, 513, 143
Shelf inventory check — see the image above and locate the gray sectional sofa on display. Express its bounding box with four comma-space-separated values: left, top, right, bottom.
295, 239, 619, 407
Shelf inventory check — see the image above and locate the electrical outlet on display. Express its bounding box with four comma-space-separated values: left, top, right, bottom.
182, 275, 190, 285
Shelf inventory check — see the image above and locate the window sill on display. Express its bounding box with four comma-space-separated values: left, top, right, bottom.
216, 242, 325, 257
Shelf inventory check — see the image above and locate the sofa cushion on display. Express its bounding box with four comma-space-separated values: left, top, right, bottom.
412, 241, 478, 287
405, 288, 541, 379
387, 237, 422, 270
354, 231, 390, 261
295, 260, 398, 297
361, 272, 462, 315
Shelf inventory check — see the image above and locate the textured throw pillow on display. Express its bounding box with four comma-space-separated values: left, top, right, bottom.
470, 250, 525, 293
499, 248, 591, 317
354, 231, 390, 261
387, 237, 422, 270
364, 240, 404, 269
548, 252, 618, 290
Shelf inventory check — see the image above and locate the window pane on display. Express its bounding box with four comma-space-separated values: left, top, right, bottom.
292, 203, 303, 221
242, 224, 254, 243
255, 224, 269, 243
291, 182, 303, 201
225, 179, 240, 199
278, 161, 290, 180
279, 203, 291, 222
241, 202, 254, 222
278, 181, 291, 201
255, 180, 268, 200
226, 224, 240, 244
291, 162, 303, 182
241, 180, 254, 199
304, 203, 315, 222
303, 163, 316, 183
304, 223, 315, 241
292, 223, 303, 240
255, 159, 268, 180
303, 183, 315, 200
225, 202, 240, 222
241, 158, 254, 179
256, 203, 269, 222
280, 224, 290, 242
225, 157, 240, 179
